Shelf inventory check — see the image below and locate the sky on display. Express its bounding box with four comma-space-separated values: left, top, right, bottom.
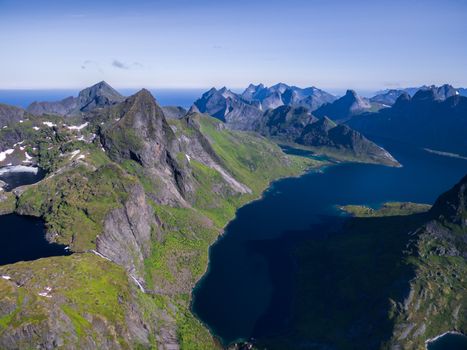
1, 0, 466, 92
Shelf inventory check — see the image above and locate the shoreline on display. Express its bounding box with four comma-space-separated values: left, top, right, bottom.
189, 155, 335, 347
425, 331, 466, 345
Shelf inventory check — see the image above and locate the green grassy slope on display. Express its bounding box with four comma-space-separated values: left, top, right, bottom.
0, 111, 321, 349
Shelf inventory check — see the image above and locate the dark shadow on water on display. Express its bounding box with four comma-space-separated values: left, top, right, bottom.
0, 214, 71, 266
255, 212, 428, 350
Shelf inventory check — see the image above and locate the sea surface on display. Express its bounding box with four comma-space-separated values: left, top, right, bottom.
0, 88, 207, 109
191, 139, 467, 347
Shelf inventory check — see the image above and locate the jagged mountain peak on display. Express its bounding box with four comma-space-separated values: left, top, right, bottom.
27, 81, 125, 116
345, 89, 358, 99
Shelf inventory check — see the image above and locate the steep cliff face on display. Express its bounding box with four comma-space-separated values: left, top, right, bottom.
96, 184, 158, 284
390, 175, 467, 349
99, 89, 192, 205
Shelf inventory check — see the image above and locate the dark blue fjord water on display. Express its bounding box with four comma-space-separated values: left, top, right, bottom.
0, 214, 70, 266
427, 333, 467, 350
191, 140, 467, 347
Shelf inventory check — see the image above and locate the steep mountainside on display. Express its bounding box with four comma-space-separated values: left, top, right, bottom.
253, 106, 317, 141
27, 81, 124, 116
297, 117, 399, 166
266, 175, 466, 350
253, 106, 399, 166
348, 89, 467, 156
0, 87, 316, 349
314, 90, 375, 122
389, 174, 467, 349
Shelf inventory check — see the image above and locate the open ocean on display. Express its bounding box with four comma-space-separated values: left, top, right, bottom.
0, 88, 208, 109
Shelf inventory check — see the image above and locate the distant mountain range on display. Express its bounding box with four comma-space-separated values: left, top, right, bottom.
348, 88, 467, 156
241, 83, 336, 111
192, 84, 400, 165
27, 81, 125, 116
192, 83, 337, 130
370, 84, 464, 106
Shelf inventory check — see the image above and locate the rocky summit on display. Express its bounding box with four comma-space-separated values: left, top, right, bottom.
27, 81, 124, 116
313, 89, 374, 123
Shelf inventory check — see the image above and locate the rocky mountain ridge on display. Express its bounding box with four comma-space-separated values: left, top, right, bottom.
27, 81, 124, 116
348, 89, 467, 156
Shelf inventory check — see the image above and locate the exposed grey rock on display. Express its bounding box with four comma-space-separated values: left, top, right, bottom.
241, 83, 336, 111
97, 184, 157, 283
193, 87, 263, 130
76, 81, 124, 113
162, 106, 187, 119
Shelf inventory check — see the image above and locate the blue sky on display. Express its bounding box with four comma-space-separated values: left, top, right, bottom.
1, 0, 466, 91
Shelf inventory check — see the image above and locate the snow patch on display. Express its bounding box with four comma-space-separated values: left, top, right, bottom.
69, 150, 80, 160
130, 274, 145, 293
0, 149, 14, 162
42, 121, 56, 128
185, 154, 191, 162
1, 275, 11, 280
91, 250, 112, 261
33, 126, 40, 131
67, 122, 88, 131
0, 166, 39, 175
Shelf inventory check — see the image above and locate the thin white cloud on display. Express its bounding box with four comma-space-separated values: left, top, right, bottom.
81, 60, 103, 74
112, 60, 143, 70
